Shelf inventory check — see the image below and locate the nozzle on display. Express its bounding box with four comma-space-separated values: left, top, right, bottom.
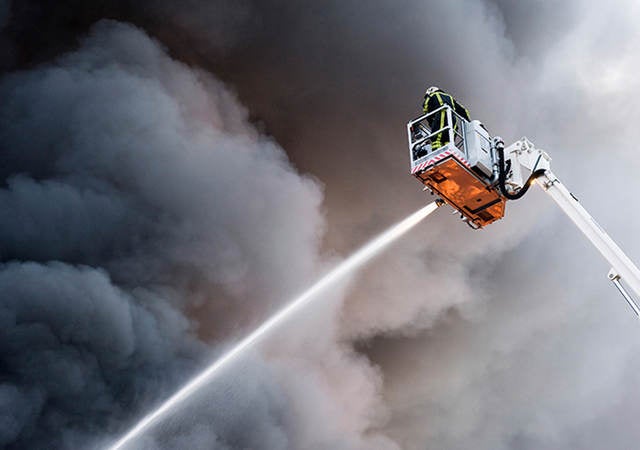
435, 198, 445, 207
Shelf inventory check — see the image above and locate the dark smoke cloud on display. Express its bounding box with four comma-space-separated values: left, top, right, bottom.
0, 20, 353, 449
2, 1, 640, 449
0, 261, 202, 448
0, 0, 8, 31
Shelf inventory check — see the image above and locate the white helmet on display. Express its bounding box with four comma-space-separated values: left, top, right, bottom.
425, 86, 440, 97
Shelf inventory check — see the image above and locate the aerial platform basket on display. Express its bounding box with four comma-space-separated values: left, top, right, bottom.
407, 105, 506, 228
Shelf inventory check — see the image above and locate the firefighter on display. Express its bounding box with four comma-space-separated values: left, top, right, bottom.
422, 86, 471, 150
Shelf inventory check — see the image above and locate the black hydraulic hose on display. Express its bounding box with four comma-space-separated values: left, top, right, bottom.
496, 142, 546, 200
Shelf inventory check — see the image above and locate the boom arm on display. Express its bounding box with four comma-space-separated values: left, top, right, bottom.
504, 138, 640, 318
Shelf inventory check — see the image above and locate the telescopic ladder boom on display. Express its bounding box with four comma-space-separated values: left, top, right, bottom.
503, 138, 640, 317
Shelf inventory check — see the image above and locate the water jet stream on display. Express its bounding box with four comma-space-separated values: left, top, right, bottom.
108, 202, 440, 449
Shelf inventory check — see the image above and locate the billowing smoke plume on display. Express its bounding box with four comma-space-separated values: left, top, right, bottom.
2, 1, 640, 449
0, 20, 358, 449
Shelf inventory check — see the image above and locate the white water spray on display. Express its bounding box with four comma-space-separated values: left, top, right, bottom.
108, 202, 440, 449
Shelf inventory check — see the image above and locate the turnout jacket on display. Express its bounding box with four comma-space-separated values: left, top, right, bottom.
422, 90, 471, 149
422, 91, 470, 121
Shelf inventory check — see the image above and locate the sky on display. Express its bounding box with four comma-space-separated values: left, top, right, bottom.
2, 1, 640, 449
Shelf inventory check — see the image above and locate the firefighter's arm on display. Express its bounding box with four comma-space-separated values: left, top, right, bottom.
454, 100, 471, 121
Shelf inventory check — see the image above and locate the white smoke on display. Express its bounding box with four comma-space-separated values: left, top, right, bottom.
345, 2, 640, 449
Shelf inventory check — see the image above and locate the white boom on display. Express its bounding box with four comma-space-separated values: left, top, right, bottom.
504, 138, 640, 317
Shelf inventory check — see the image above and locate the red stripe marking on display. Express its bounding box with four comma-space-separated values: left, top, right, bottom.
411, 148, 472, 173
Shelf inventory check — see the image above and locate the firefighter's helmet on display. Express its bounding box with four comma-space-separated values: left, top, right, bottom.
424, 86, 440, 98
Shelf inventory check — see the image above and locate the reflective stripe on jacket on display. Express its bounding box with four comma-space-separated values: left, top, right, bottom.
422, 91, 470, 121
421, 91, 471, 149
